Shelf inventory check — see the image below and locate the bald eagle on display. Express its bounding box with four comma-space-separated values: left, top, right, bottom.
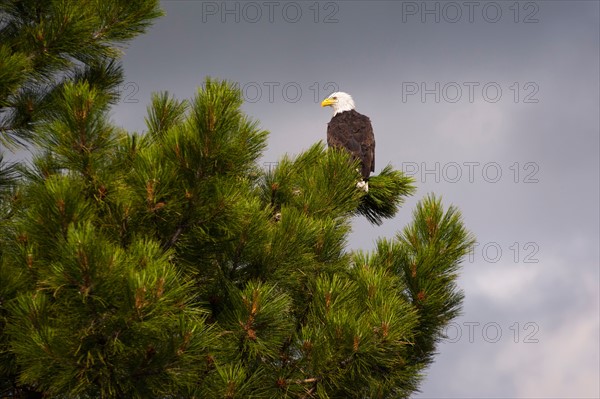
321, 92, 375, 190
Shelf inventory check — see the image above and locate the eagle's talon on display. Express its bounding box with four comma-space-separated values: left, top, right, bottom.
356, 180, 369, 192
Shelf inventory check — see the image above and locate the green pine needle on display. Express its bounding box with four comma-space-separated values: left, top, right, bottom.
357, 165, 416, 225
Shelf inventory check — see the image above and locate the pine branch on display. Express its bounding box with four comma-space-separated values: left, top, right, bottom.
356, 165, 416, 225
164, 223, 186, 250
396, 194, 475, 366
0, 0, 163, 148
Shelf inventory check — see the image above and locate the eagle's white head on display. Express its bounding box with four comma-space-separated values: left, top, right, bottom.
321, 92, 355, 116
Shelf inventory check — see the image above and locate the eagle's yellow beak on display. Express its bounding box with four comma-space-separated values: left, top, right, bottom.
321, 98, 336, 107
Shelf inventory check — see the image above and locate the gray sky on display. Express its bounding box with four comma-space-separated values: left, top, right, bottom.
7, 1, 600, 397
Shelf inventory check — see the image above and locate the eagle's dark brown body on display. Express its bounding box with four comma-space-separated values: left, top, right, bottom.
326, 109, 375, 179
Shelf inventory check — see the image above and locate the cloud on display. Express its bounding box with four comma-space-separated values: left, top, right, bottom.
467, 261, 542, 307
448, 237, 600, 398
497, 308, 599, 398
433, 101, 507, 153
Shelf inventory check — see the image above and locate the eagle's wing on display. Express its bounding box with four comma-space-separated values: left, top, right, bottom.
327, 110, 375, 179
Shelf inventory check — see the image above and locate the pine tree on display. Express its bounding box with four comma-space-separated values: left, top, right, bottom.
1, 3, 475, 397
0, 0, 163, 148
1, 76, 475, 398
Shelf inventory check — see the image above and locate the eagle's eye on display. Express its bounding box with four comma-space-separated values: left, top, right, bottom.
332, 97, 337, 100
